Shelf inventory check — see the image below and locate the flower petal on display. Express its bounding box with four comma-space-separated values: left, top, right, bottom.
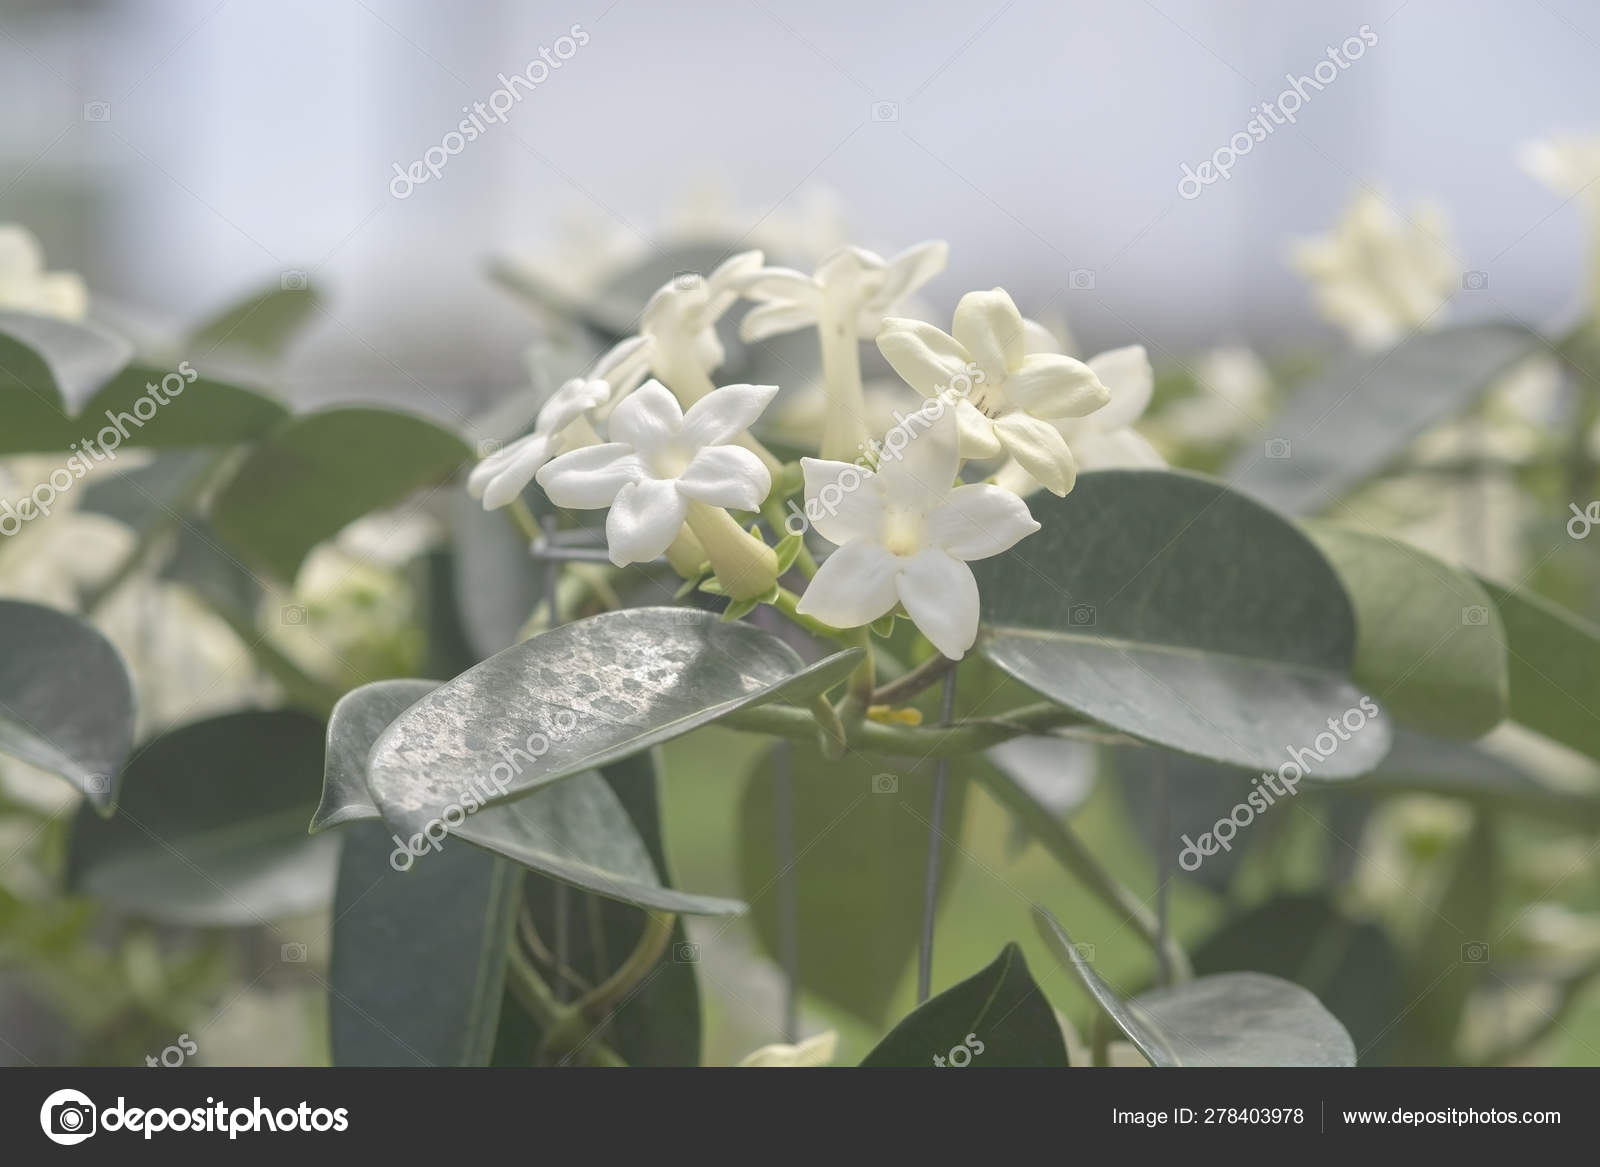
605, 478, 688, 566
740, 301, 821, 342
800, 457, 886, 547
738, 266, 819, 302
679, 383, 779, 448
471, 432, 552, 509
1021, 317, 1066, 355
606, 379, 683, 452
1007, 354, 1110, 419
876, 318, 972, 397
676, 445, 772, 511
536, 443, 644, 508
536, 377, 610, 435
994, 411, 1077, 496
591, 335, 653, 395
926, 483, 1041, 560
1086, 345, 1154, 431
952, 288, 1025, 380
895, 550, 980, 660
875, 403, 959, 509
795, 540, 901, 629
815, 244, 885, 285
953, 398, 1004, 459
1070, 427, 1166, 471
872, 239, 948, 310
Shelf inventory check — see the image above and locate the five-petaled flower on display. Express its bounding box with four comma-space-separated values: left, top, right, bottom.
469, 377, 610, 510
736, 241, 948, 343
877, 288, 1110, 495
796, 406, 1040, 659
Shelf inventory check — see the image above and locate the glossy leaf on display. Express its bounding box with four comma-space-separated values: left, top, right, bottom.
860, 943, 1067, 1067
1307, 523, 1508, 738
211, 407, 470, 579
312, 679, 436, 834
330, 821, 519, 1066
65, 711, 337, 924
0, 599, 134, 809
1226, 323, 1544, 513
1478, 579, 1600, 760
974, 470, 1391, 776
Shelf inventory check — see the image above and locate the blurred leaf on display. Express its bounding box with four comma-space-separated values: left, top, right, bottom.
211, 407, 470, 579
76, 450, 218, 533
190, 283, 322, 362
738, 740, 969, 1024
0, 599, 134, 809
1226, 323, 1544, 513
159, 517, 264, 617
312, 679, 436, 834
975, 470, 1391, 776
65, 711, 337, 924
1307, 523, 1508, 738
330, 820, 518, 1066
1035, 907, 1356, 1066
1478, 579, 1600, 760
367, 608, 860, 834
450, 488, 544, 659
1113, 747, 1264, 892
860, 943, 1067, 1067
0, 309, 133, 412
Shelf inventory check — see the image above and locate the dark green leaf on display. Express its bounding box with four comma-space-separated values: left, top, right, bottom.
860, 943, 1067, 1067
65, 711, 336, 924
0, 310, 132, 413
312, 679, 437, 834
0, 599, 134, 809
975, 470, 1392, 775
450, 488, 543, 659
1478, 579, 1600, 760
191, 283, 322, 363
1226, 324, 1544, 513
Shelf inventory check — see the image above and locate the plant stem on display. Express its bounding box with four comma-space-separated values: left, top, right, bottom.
770, 587, 853, 645
774, 743, 800, 1043
1153, 753, 1173, 988
817, 304, 869, 462
916, 670, 959, 1004
571, 910, 675, 1020
507, 497, 543, 545
504, 945, 627, 1067
872, 653, 956, 706
723, 700, 1088, 757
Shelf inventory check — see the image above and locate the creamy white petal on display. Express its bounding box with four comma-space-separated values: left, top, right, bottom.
740, 300, 822, 342
875, 404, 959, 509
895, 550, 981, 660
1086, 345, 1154, 431
815, 244, 885, 285
994, 411, 1077, 496
795, 540, 901, 629
605, 478, 688, 566
738, 267, 819, 302
737, 1030, 838, 1068
1070, 427, 1166, 471
591, 335, 653, 392
990, 458, 1041, 498
873, 240, 948, 309
536, 443, 644, 508
926, 483, 1040, 560
676, 445, 771, 511
679, 383, 778, 448
801, 457, 887, 547
607, 380, 683, 452
0, 225, 43, 277
876, 318, 972, 397
1006, 354, 1109, 419
1021, 317, 1065, 355
705, 250, 766, 318
953, 398, 1004, 459
536, 377, 610, 435
472, 432, 553, 509
952, 288, 1025, 381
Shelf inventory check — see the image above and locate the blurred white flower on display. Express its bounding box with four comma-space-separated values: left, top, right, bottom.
0, 224, 88, 321
537, 379, 776, 575
796, 407, 1039, 659
1289, 190, 1458, 349
737, 1030, 838, 1067
628, 251, 765, 403
1519, 135, 1600, 203
1156, 344, 1274, 446
737, 241, 948, 343
877, 288, 1109, 495
469, 377, 610, 511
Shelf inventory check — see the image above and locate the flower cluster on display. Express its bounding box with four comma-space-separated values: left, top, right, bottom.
471, 239, 1163, 657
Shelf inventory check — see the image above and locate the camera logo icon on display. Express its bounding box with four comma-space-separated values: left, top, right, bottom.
1461, 605, 1489, 626
82, 101, 111, 122
673, 942, 700, 963
281, 605, 307, 626
1265, 438, 1292, 459
1068, 268, 1096, 291
40, 1088, 96, 1145
871, 772, 899, 794
1462, 270, 1489, 291
1461, 940, 1490, 963
281, 269, 308, 292
672, 271, 704, 293
476, 437, 504, 459
281, 942, 307, 962
871, 100, 900, 122
1068, 603, 1096, 627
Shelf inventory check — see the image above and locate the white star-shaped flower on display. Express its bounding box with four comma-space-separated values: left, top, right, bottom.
0, 224, 88, 321
536, 379, 775, 567
736, 240, 948, 342
468, 377, 610, 510
796, 406, 1040, 659
876, 288, 1110, 495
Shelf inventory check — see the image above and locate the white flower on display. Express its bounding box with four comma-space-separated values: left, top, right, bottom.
737, 1030, 838, 1067
537, 378, 775, 568
876, 289, 1110, 496
796, 406, 1040, 659
1156, 344, 1274, 445
469, 377, 610, 510
737, 241, 948, 343
1519, 135, 1600, 202
0, 224, 88, 321
1288, 190, 1458, 349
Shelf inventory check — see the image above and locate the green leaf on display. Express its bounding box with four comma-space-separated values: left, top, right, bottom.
0, 599, 134, 809
1478, 579, 1600, 760
1113, 747, 1264, 892
367, 607, 861, 828
860, 943, 1068, 1067
738, 740, 969, 1024
449, 489, 543, 659
211, 407, 470, 579
1307, 524, 1508, 738
1034, 906, 1356, 1066
330, 821, 519, 1065
0, 309, 133, 413
76, 450, 218, 534
1226, 323, 1544, 513
312, 679, 437, 834
974, 470, 1392, 776
190, 282, 322, 363
65, 711, 337, 924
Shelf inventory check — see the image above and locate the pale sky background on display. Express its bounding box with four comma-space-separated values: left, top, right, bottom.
2, 0, 1596, 413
